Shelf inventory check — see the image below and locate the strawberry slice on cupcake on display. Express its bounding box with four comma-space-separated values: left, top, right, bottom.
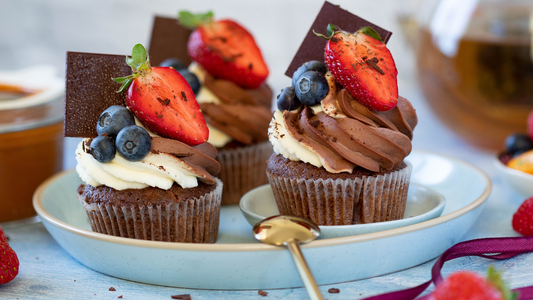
113, 44, 208, 146
316, 25, 398, 111
178, 11, 269, 89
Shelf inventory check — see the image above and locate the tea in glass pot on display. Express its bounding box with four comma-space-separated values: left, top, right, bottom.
416, 0, 533, 149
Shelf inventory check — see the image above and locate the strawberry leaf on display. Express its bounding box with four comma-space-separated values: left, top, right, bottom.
327, 24, 338, 37
113, 76, 134, 93
126, 44, 150, 73
178, 11, 213, 29
132, 44, 147, 65
358, 26, 382, 42
486, 266, 519, 300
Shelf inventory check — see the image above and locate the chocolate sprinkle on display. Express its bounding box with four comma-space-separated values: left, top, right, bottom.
171, 294, 192, 300
328, 288, 340, 293
285, 1, 392, 77
109, 287, 116, 291
148, 16, 192, 67
258, 290, 268, 297
366, 57, 385, 75
65, 52, 131, 137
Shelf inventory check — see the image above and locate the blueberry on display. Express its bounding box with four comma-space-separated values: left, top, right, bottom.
90, 136, 116, 163
159, 58, 186, 71
294, 71, 329, 106
292, 60, 328, 86
505, 133, 533, 155
97, 105, 135, 138
115, 125, 152, 161
178, 70, 201, 95
276, 86, 301, 111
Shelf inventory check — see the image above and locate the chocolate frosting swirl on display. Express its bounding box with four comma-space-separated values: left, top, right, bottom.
281, 74, 417, 173
150, 137, 221, 184
200, 74, 272, 145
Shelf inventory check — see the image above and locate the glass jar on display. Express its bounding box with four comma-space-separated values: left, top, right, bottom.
0, 67, 64, 223
416, 0, 533, 149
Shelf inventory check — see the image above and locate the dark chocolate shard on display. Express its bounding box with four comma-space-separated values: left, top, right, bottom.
285, 1, 392, 77
148, 16, 192, 67
64, 52, 130, 137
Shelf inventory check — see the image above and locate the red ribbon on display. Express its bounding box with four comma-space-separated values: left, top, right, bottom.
362, 237, 533, 300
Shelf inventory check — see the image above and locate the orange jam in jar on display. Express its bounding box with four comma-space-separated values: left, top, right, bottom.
0, 83, 64, 223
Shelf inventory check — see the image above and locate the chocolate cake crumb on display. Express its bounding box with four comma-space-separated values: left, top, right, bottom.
258, 290, 268, 296
328, 288, 340, 293
171, 294, 191, 300
109, 287, 116, 291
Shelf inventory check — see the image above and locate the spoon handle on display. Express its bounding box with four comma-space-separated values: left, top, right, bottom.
286, 240, 324, 300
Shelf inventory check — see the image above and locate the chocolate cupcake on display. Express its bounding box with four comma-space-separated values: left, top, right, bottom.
267, 70, 417, 226
67, 45, 223, 243
76, 137, 222, 243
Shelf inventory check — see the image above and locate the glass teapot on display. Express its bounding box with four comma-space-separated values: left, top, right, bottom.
415, 0, 533, 150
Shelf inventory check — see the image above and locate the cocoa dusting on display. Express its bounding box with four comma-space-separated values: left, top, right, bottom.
171, 294, 192, 300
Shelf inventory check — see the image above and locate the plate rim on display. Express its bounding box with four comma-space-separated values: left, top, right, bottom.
33, 149, 492, 252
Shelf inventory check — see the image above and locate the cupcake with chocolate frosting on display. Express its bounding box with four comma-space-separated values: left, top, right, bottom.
267, 22, 417, 226
70, 44, 223, 243
179, 11, 273, 205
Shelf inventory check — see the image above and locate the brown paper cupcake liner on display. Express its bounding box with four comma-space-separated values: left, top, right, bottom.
217, 140, 273, 205
79, 178, 223, 243
267, 163, 412, 226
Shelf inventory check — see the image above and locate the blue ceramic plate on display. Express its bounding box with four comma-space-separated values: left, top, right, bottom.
240, 183, 445, 239
33, 149, 491, 290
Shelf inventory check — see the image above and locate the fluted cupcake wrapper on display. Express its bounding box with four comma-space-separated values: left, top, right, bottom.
217, 140, 273, 205
80, 178, 223, 243
267, 163, 412, 226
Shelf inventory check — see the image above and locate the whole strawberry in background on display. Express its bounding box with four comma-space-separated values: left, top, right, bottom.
317, 25, 398, 111
428, 267, 517, 300
0, 225, 19, 284
512, 197, 533, 236
113, 44, 208, 146
178, 11, 269, 89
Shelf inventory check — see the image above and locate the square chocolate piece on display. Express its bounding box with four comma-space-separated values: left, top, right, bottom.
285, 1, 392, 77
64, 52, 131, 137
148, 16, 192, 67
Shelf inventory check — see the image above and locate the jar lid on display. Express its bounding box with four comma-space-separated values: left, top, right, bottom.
0, 66, 64, 134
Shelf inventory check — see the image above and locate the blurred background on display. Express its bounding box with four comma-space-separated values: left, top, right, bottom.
0, 0, 423, 170
5, 0, 533, 168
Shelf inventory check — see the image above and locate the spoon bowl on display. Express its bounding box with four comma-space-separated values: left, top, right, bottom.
253, 215, 320, 246
253, 215, 324, 300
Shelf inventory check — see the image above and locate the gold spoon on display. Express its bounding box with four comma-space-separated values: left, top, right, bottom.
253, 215, 324, 300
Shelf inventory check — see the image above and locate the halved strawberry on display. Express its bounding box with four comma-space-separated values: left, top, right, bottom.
429, 266, 517, 300
114, 44, 208, 146
0, 226, 19, 284
179, 11, 268, 89
318, 25, 398, 111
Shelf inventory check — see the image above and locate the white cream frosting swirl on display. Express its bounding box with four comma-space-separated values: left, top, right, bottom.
76, 139, 202, 191
268, 110, 322, 168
